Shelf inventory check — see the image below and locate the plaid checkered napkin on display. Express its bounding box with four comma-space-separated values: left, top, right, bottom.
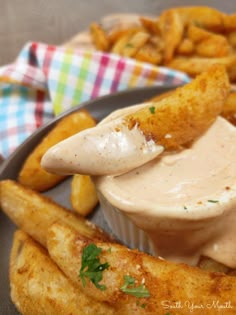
0, 41, 189, 159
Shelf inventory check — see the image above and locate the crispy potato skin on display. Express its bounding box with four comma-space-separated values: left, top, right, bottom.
221, 91, 236, 125
150, 89, 236, 127
0, 180, 112, 247
18, 110, 96, 192
47, 223, 236, 315
125, 65, 230, 150
10, 230, 114, 315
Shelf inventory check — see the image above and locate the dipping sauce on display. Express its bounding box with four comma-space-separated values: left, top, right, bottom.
94, 116, 236, 267
42, 104, 236, 268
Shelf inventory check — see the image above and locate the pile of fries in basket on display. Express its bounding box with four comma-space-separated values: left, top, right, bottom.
90, 6, 236, 82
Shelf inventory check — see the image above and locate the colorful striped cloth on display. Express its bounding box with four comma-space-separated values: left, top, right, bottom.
0, 41, 189, 158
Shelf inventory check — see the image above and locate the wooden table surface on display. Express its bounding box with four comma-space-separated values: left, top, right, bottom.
0, 0, 235, 66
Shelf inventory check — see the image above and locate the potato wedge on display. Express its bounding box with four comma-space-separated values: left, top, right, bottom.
0, 179, 111, 247
47, 222, 236, 314
18, 110, 96, 192
10, 230, 114, 315
135, 42, 162, 65
139, 16, 160, 35
176, 38, 194, 55
223, 13, 236, 32
221, 92, 236, 125
159, 9, 184, 63
227, 31, 236, 48
168, 55, 236, 77
149, 89, 236, 126
90, 22, 110, 51
125, 64, 229, 150
111, 28, 141, 55
70, 174, 98, 216
196, 35, 231, 58
176, 6, 224, 31
120, 31, 150, 58
108, 26, 143, 45
187, 24, 211, 43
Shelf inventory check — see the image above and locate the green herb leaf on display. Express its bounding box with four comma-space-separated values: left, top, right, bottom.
125, 43, 134, 48
149, 106, 156, 114
136, 300, 147, 308
120, 275, 150, 298
79, 243, 109, 290
207, 200, 219, 203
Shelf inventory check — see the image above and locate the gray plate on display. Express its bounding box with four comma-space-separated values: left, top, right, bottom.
0, 85, 174, 314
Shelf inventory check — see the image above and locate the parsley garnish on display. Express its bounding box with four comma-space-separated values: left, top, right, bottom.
79, 243, 109, 291
149, 106, 156, 114
125, 43, 134, 48
136, 300, 147, 308
184, 205, 188, 210
120, 275, 150, 298
207, 200, 219, 203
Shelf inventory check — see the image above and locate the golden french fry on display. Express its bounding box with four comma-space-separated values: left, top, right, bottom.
187, 24, 212, 43
125, 65, 229, 150
10, 230, 114, 315
135, 43, 162, 65
223, 13, 236, 32
139, 16, 160, 34
47, 222, 236, 314
221, 92, 236, 125
90, 22, 110, 51
119, 31, 150, 58
168, 55, 236, 77
18, 110, 96, 192
227, 31, 236, 48
228, 62, 236, 83
70, 174, 98, 216
195, 34, 231, 58
108, 26, 143, 45
111, 29, 138, 54
0, 180, 111, 247
159, 9, 184, 63
176, 38, 194, 55
176, 6, 224, 31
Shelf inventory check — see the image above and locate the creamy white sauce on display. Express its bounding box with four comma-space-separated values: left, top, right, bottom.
41, 103, 163, 176
95, 117, 236, 267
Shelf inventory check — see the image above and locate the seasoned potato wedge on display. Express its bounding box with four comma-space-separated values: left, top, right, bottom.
70, 174, 98, 216
18, 110, 96, 192
125, 65, 229, 150
111, 28, 140, 54
120, 31, 150, 57
139, 16, 160, 35
47, 222, 236, 314
159, 9, 184, 63
90, 22, 110, 51
10, 230, 114, 315
149, 89, 236, 127
221, 91, 236, 125
176, 6, 224, 31
168, 55, 236, 77
135, 43, 162, 65
0, 179, 111, 247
